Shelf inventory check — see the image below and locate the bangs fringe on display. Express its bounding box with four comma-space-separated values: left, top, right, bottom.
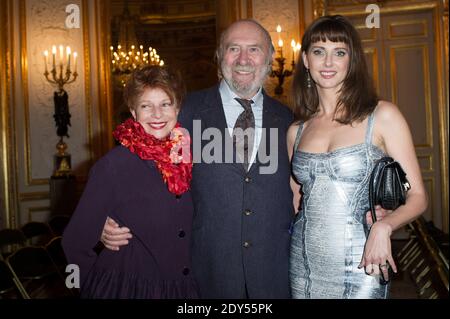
309, 20, 350, 45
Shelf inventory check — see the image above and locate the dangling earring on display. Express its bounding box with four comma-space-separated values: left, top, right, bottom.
306, 69, 312, 88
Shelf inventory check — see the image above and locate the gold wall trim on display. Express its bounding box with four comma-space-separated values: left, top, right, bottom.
95, 0, 114, 157
388, 19, 428, 40
237, 0, 243, 19
417, 154, 433, 173
247, 0, 253, 18
364, 47, 380, 93
0, 0, 7, 226
389, 44, 433, 149
19, 191, 50, 202
7, 0, 20, 229
298, 0, 305, 37
82, 0, 94, 166
328, 2, 437, 16
140, 12, 215, 23
27, 206, 51, 223
355, 24, 376, 42
93, 0, 103, 161
0, 0, 14, 228
433, 2, 449, 232
19, 0, 36, 186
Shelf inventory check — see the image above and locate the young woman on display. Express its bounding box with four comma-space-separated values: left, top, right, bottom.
288, 15, 427, 299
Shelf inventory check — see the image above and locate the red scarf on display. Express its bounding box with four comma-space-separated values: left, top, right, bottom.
113, 118, 192, 196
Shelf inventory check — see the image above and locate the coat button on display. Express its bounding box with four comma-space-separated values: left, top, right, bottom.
178, 230, 186, 238
244, 176, 251, 183
243, 241, 250, 248
182, 267, 190, 275
244, 209, 252, 216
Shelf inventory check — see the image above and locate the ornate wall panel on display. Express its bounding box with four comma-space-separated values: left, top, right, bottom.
0, 0, 112, 226
22, 0, 90, 185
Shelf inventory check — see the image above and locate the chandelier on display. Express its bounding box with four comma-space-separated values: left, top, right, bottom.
110, 1, 164, 81
110, 44, 164, 74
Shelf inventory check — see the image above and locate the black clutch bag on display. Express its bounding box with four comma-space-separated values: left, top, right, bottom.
369, 156, 411, 222
368, 156, 411, 285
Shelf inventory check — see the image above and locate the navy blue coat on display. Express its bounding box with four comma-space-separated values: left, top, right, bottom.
62, 146, 198, 298
179, 85, 294, 298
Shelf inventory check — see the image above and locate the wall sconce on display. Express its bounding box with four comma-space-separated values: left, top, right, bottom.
43, 45, 78, 177
270, 25, 301, 96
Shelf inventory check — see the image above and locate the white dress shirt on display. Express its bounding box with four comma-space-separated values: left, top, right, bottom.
219, 80, 263, 168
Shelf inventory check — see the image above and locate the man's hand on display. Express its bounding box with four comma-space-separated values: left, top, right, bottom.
365, 205, 392, 226
100, 217, 132, 251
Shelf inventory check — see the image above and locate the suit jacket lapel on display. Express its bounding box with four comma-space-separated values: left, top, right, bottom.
199, 86, 244, 173
198, 85, 228, 131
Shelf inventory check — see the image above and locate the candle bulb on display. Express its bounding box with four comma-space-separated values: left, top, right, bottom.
278, 39, 284, 58
291, 39, 296, 63
296, 43, 301, 62
73, 52, 77, 73
276, 25, 282, 57
52, 45, 56, 69
59, 45, 64, 66
66, 46, 71, 70
43, 51, 48, 73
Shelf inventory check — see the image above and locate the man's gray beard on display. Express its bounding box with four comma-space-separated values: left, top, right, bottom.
223, 73, 267, 97
228, 78, 256, 96
221, 63, 271, 97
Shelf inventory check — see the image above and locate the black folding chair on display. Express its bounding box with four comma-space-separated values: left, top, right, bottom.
0, 259, 29, 299
0, 229, 27, 260
6, 246, 72, 298
45, 236, 67, 273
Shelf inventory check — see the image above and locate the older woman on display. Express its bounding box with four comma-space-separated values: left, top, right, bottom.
288, 15, 427, 299
62, 66, 198, 299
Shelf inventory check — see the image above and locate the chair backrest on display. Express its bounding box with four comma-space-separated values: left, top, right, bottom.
7, 246, 57, 280
20, 222, 53, 246
45, 236, 67, 270
48, 215, 71, 236
0, 229, 27, 258
6, 246, 73, 298
397, 216, 449, 299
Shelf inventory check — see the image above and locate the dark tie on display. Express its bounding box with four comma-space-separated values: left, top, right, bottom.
233, 98, 255, 171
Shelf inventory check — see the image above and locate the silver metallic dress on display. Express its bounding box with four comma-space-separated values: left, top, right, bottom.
289, 113, 389, 299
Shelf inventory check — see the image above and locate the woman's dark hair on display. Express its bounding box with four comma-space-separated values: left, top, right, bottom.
291, 15, 379, 124
123, 65, 186, 110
